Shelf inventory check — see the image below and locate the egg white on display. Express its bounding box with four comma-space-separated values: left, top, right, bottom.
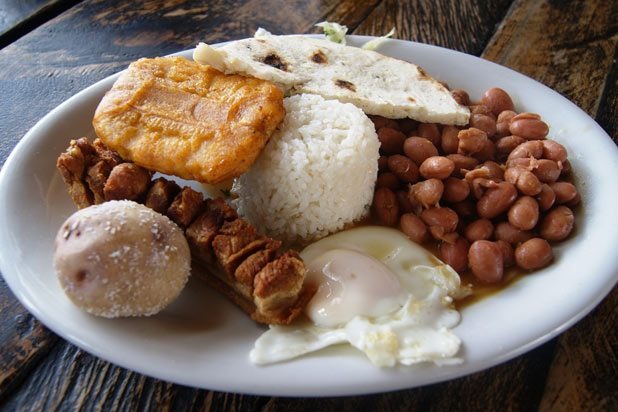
250, 226, 467, 367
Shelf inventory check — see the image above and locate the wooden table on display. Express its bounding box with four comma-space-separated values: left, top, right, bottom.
0, 0, 616, 409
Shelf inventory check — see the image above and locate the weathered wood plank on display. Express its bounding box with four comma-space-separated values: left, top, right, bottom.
352, 0, 513, 55
538, 288, 618, 412
0, 0, 55, 35
0, 342, 271, 411
482, 0, 618, 129
596, 55, 618, 142
0, 0, 83, 49
1, 327, 292, 410
308, 0, 382, 33
0, 279, 59, 401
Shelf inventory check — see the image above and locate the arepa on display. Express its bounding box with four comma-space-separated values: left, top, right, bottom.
194, 32, 469, 125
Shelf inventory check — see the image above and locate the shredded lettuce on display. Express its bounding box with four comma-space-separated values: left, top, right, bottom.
361, 27, 396, 50
315, 21, 348, 45
316, 21, 395, 51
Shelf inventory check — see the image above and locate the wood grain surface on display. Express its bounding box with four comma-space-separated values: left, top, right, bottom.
0, 0, 56, 35
0, 0, 82, 48
0, 0, 615, 410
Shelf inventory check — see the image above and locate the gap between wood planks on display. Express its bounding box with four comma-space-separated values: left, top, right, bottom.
0, 0, 84, 50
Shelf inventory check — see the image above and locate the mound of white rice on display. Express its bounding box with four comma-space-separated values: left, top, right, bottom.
232, 94, 380, 242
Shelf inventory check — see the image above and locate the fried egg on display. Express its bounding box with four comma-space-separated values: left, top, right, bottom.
250, 226, 469, 367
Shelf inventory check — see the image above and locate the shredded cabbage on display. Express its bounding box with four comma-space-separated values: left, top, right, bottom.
361, 27, 396, 50
315, 21, 348, 45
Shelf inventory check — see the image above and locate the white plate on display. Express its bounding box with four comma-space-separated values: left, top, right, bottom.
1, 36, 617, 397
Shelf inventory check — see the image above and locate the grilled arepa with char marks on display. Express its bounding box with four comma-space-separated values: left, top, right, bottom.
93, 56, 286, 184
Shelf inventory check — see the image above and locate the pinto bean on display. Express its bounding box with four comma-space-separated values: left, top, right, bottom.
477, 181, 518, 218
536, 183, 556, 211
540, 206, 575, 241
397, 190, 416, 213
567, 192, 581, 207
470, 114, 497, 138
377, 127, 406, 154
387, 155, 419, 183
400, 213, 428, 244
442, 177, 470, 203
509, 113, 549, 140
468, 240, 504, 283
496, 240, 515, 268
505, 157, 532, 169
481, 161, 504, 180
451, 199, 476, 219
458, 127, 488, 155
419, 156, 455, 180
541, 140, 568, 163
533, 159, 562, 183
470, 104, 494, 117
429, 226, 460, 243
410, 179, 444, 208
420, 207, 459, 233
506, 158, 561, 183
508, 196, 539, 231
496, 135, 526, 157
373, 187, 399, 226
503, 166, 522, 184
441, 126, 460, 154
469, 176, 498, 199
496, 111, 517, 137
403, 137, 439, 166
515, 238, 553, 270
398, 118, 418, 135
451, 89, 470, 106
464, 166, 493, 183
507, 140, 544, 161
370, 115, 399, 131
439, 236, 470, 273
560, 159, 571, 176
482, 88, 515, 116
549, 182, 578, 204
472, 140, 497, 162
504, 166, 542, 196
376, 172, 400, 190
494, 221, 534, 245
464, 218, 494, 242
447, 154, 479, 177
417, 123, 441, 146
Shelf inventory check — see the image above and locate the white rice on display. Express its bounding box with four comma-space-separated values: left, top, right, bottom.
232, 94, 380, 243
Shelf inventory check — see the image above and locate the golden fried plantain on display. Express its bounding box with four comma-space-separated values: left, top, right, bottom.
93, 56, 285, 184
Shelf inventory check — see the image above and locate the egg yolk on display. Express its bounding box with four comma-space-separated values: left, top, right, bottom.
304, 249, 407, 327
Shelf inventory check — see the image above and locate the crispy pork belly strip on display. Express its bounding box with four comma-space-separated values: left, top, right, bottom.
56, 138, 311, 325
56, 137, 121, 208
144, 177, 180, 214
103, 163, 152, 201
